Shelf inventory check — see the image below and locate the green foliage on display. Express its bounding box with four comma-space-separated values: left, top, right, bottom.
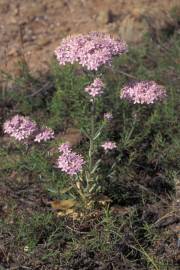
96, 33, 180, 204
16, 212, 56, 250
20, 147, 67, 195
0, 59, 53, 118
49, 61, 90, 130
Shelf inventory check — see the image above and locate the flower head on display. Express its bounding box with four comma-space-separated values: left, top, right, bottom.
104, 112, 113, 121
3, 115, 54, 144
55, 32, 128, 70
85, 78, 104, 97
57, 147, 85, 176
3, 115, 37, 141
58, 143, 72, 154
34, 128, 54, 143
120, 81, 166, 104
101, 141, 117, 151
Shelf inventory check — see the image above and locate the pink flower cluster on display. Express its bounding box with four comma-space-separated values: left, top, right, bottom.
120, 81, 166, 104
85, 78, 104, 97
58, 143, 71, 154
55, 32, 128, 71
104, 112, 113, 121
34, 128, 54, 143
3, 115, 37, 141
101, 141, 117, 151
3, 114, 54, 143
57, 143, 85, 176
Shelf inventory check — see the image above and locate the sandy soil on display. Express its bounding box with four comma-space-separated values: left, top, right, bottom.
0, 0, 179, 75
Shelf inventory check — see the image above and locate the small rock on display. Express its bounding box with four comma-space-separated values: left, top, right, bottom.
0, 3, 9, 14
118, 15, 149, 43
97, 10, 112, 25
9, 17, 18, 24
37, 37, 51, 47
7, 47, 18, 56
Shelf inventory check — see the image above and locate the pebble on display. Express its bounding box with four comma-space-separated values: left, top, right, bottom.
97, 10, 112, 25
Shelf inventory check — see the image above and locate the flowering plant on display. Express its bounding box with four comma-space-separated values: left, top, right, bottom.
3, 32, 167, 212
54, 32, 167, 209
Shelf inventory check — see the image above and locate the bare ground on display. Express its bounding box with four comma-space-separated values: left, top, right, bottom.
0, 0, 179, 75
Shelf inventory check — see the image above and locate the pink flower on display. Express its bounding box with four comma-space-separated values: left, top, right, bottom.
85, 78, 104, 97
101, 141, 117, 151
57, 147, 85, 176
55, 32, 128, 71
3, 115, 55, 144
34, 128, 54, 143
58, 143, 72, 154
3, 115, 37, 141
104, 112, 113, 121
120, 81, 166, 104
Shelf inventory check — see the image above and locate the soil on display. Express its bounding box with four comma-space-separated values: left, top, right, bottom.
0, 0, 179, 76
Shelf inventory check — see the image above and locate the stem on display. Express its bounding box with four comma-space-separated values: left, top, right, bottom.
84, 99, 98, 198
125, 118, 136, 142
89, 100, 95, 173
72, 181, 86, 203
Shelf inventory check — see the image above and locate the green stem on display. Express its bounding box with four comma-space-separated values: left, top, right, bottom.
85, 99, 97, 197
89, 100, 95, 173
72, 181, 86, 203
